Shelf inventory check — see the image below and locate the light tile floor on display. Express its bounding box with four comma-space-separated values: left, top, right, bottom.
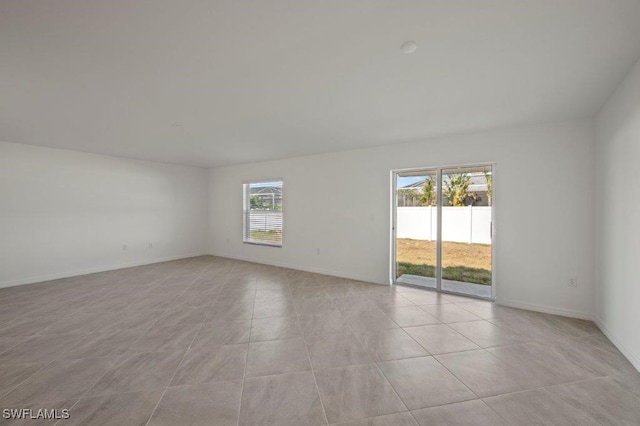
0, 256, 638, 425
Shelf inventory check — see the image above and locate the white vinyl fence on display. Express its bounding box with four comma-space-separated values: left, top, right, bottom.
397, 206, 492, 244
249, 208, 491, 245
247, 211, 283, 232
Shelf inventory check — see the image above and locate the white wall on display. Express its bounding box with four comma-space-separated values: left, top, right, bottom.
0, 142, 208, 287
209, 119, 596, 319
595, 56, 640, 370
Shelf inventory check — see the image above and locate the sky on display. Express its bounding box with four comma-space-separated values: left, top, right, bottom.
397, 176, 426, 187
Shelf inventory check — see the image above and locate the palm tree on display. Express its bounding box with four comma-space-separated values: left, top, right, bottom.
443, 173, 471, 206
419, 178, 436, 206
484, 171, 493, 206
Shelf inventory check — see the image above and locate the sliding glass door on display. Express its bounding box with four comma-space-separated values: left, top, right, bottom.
394, 169, 439, 288
393, 165, 494, 299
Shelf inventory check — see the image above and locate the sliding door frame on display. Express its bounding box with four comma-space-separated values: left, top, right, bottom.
390, 162, 496, 301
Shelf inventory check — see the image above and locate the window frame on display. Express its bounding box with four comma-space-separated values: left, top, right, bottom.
242, 178, 284, 247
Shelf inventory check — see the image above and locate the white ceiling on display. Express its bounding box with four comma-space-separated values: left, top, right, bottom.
2, 0, 640, 167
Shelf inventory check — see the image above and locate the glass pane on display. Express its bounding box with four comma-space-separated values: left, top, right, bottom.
395, 170, 438, 289
440, 165, 492, 297
243, 180, 283, 246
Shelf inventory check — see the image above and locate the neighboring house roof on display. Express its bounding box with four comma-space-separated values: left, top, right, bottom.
400, 174, 489, 193
250, 186, 282, 196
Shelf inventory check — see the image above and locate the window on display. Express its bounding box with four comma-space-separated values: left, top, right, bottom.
243, 180, 283, 246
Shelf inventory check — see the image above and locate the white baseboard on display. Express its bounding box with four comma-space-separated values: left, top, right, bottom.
495, 298, 595, 321
594, 318, 640, 372
209, 251, 386, 285
0, 252, 206, 289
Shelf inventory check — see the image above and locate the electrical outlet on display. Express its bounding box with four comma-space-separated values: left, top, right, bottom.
568, 277, 578, 288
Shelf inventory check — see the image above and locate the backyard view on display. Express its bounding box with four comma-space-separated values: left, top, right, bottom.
396, 167, 493, 288
244, 180, 283, 246
396, 239, 492, 285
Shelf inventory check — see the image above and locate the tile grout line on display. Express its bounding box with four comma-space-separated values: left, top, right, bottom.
291, 276, 330, 425
2, 258, 198, 411
49, 257, 203, 426
371, 355, 414, 421
319, 283, 427, 423
398, 318, 515, 425
234, 260, 256, 426
386, 304, 491, 418
1, 258, 633, 425
142, 260, 217, 426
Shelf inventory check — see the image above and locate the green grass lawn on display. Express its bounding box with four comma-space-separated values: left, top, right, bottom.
396, 239, 492, 285
397, 262, 492, 285
248, 230, 282, 243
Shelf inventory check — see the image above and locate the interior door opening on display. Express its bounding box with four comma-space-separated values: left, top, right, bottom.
392, 165, 494, 299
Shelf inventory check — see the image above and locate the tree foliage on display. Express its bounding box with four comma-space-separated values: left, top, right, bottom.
484, 171, 493, 206
419, 178, 435, 206
443, 173, 471, 206
249, 194, 264, 209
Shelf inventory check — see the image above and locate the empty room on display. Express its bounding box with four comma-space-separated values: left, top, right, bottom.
1, 1, 640, 425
